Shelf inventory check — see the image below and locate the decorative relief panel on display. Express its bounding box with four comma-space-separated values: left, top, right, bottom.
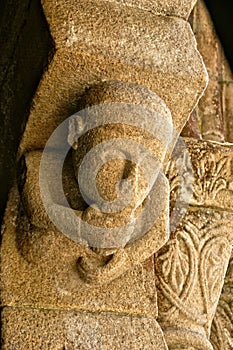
156, 209, 232, 329
210, 257, 233, 350
157, 138, 233, 350
166, 138, 233, 211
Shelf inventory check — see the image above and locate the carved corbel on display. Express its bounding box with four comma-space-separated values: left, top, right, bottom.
19, 81, 173, 284
14, 0, 207, 285
1, 0, 211, 348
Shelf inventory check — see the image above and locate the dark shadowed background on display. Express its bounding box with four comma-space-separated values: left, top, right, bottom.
0, 0, 53, 225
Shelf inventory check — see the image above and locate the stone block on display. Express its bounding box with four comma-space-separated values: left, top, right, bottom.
80, 0, 197, 19
1, 307, 168, 349
18, 0, 208, 153
20, 40, 206, 152
1, 186, 158, 317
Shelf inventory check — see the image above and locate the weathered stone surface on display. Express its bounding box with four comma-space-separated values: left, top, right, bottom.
20, 51, 206, 154
156, 207, 233, 350
210, 257, 233, 350
42, 0, 202, 68
181, 110, 202, 139
20, 0, 207, 153
156, 208, 233, 324
167, 138, 233, 212
192, 0, 224, 142
17, 81, 171, 285
1, 1, 210, 349
91, 0, 197, 19
1, 186, 158, 317
222, 57, 233, 143
1, 308, 168, 350
159, 137, 233, 350
205, 52, 233, 350
19, 152, 169, 284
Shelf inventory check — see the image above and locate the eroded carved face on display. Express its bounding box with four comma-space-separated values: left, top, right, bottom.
69, 119, 170, 251
19, 81, 174, 284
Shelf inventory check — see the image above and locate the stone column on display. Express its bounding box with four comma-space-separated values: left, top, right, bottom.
156, 139, 233, 350
1, 0, 207, 348
166, 4, 233, 349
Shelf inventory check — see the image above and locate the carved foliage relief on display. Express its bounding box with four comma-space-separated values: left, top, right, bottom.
210, 258, 233, 350
155, 210, 232, 334
156, 139, 233, 344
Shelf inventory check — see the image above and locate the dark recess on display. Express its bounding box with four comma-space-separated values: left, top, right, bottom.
204, 0, 233, 72
0, 0, 54, 226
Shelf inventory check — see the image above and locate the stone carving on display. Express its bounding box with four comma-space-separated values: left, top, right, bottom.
167, 138, 233, 210
19, 81, 172, 285
16, 0, 207, 286
16, 0, 207, 287
1, 0, 210, 349
19, 0, 207, 153
210, 257, 233, 350
193, 155, 230, 203
156, 139, 233, 350
156, 211, 232, 321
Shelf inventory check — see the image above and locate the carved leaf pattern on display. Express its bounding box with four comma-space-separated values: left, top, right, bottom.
166, 146, 193, 201
210, 257, 233, 350
211, 300, 233, 350
201, 237, 231, 316
159, 240, 189, 296
194, 155, 230, 203
156, 214, 233, 333
207, 250, 227, 304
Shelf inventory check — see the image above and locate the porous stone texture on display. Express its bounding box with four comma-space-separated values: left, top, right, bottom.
2, 129, 169, 311
180, 7, 233, 345
191, 7, 233, 346
19, 0, 207, 153
17, 81, 171, 285
97, 0, 197, 19
156, 208, 232, 350
1, 308, 168, 350
1, 184, 159, 316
